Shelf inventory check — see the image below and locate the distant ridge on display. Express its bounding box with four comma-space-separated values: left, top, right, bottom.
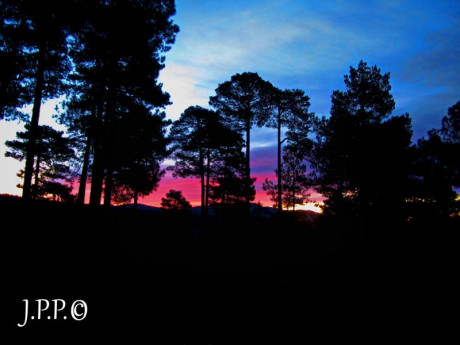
116, 203, 162, 213
116, 202, 319, 221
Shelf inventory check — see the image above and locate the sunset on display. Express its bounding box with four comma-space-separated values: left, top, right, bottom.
1, 0, 458, 211
3, 0, 458, 341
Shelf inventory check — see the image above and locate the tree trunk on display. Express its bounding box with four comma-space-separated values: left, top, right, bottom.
89, 140, 104, 207
199, 145, 205, 218
277, 108, 282, 212
23, 42, 46, 200
88, 62, 105, 207
33, 135, 42, 197
102, 74, 118, 209
103, 166, 113, 208
245, 118, 251, 206
33, 156, 40, 198
134, 190, 138, 208
245, 120, 251, 180
77, 135, 91, 205
205, 150, 211, 218
292, 188, 296, 211
89, 105, 104, 207
33, 154, 40, 188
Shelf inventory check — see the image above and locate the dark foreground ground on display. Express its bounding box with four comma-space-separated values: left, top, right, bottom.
4, 197, 457, 343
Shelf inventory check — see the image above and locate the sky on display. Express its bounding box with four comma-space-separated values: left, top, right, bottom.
0, 0, 459, 210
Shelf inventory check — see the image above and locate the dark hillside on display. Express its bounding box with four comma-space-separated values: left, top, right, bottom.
4, 198, 457, 341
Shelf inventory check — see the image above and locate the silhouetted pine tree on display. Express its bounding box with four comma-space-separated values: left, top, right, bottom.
440, 101, 460, 188
110, 106, 169, 207
62, 0, 178, 207
0, 1, 31, 121
57, 109, 94, 205
169, 106, 251, 218
209, 72, 272, 205
169, 106, 219, 217
263, 144, 311, 211
161, 189, 191, 212
209, 125, 255, 209
1, 0, 75, 200
265, 86, 313, 211
409, 101, 460, 219
311, 61, 413, 219
5, 124, 76, 201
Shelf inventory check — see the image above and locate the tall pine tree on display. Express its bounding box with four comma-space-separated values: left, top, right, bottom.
209, 72, 272, 205
1, 0, 75, 199
311, 61, 413, 218
265, 87, 313, 211
5, 124, 76, 201
62, 0, 178, 206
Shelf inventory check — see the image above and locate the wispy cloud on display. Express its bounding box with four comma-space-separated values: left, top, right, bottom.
163, 0, 459, 125
159, 64, 210, 120
395, 18, 460, 137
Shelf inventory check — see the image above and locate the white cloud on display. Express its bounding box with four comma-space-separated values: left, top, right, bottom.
179, 2, 402, 67
0, 121, 25, 196
0, 98, 67, 195
159, 64, 211, 121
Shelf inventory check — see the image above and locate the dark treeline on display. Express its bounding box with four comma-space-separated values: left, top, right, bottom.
1, 1, 459, 224
1, 0, 178, 206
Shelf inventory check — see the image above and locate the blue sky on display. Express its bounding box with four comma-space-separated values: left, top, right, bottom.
159, 0, 459, 138
1, 0, 459, 205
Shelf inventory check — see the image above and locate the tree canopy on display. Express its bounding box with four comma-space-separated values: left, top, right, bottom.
161, 189, 192, 212
209, 72, 272, 204
311, 61, 413, 219
169, 105, 252, 217
264, 87, 314, 211
2, 5, 459, 229
1, 0, 179, 205
5, 124, 76, 201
